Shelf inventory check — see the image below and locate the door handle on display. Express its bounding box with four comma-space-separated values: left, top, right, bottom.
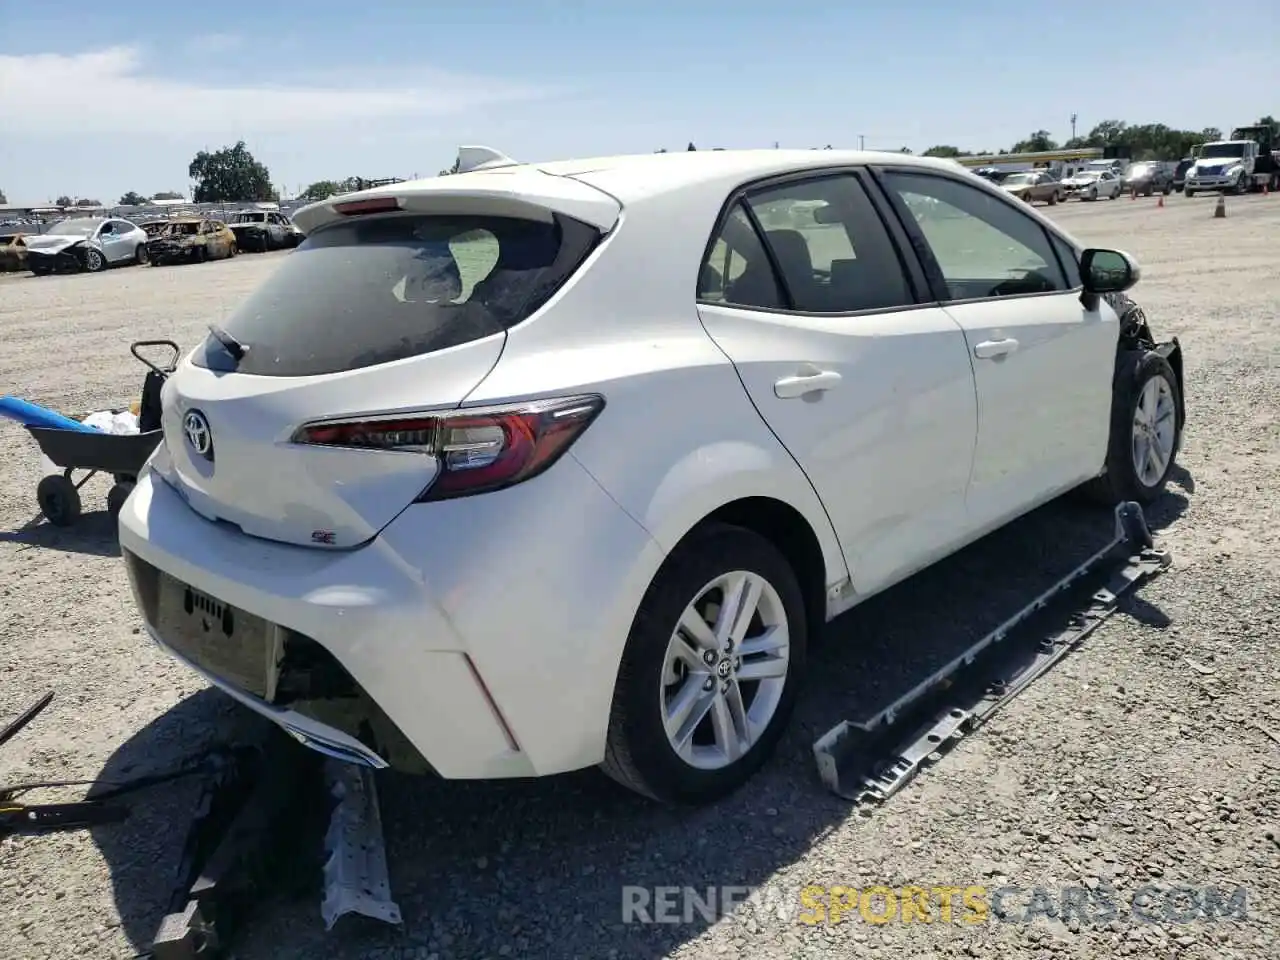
973, 338, 1020, 360
774, 369, 842, 399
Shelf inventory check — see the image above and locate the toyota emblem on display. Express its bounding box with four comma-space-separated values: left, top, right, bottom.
183, 409, 214, 460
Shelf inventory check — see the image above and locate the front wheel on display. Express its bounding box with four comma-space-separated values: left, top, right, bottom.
1087, 187, 1098, 201
601, 523, 808, 805
1185, 188, 1196, 198
1083, 351, 1182, 505
37, 474, 82, 526
1236, 174, 1250, 195
1047, 191, 1058, 206
83, 247, 106, 272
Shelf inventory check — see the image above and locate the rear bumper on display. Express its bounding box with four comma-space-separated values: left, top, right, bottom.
118, 453, 665, 780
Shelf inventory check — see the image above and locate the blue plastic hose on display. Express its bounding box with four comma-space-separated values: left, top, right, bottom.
0, 396, 102, 432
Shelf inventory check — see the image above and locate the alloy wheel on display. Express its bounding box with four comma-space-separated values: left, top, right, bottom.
659, 570, 790, 770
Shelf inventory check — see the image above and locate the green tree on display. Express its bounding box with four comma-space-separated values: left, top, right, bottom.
300, 180, 342, 200
0, 188, 6, 204
923, 145, 966, 157
152, 190, 183, 201
55, 195, 72, 207
188, 141, 274, 203
119, 191, 146, 206
687, 142, 697, 151
74, 198, 101, 207
1011, 130, 1058, 153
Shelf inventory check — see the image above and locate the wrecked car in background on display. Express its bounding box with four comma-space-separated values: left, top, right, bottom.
24, 217, 150, 274
0, 230, 28, 272
147, 218, 238, 266
139, 219, 171, 238
228, 210, 304, 252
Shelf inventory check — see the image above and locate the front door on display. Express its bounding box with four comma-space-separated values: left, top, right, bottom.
695, 171, 979, 598
875, 167, 1118, 534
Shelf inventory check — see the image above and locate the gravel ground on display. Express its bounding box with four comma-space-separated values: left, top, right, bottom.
2, 194, 1278, 960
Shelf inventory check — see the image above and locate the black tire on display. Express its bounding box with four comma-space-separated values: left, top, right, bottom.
82, 247, 107, 272
106, 482, 134, 518
135, 244, 149, 265
600, 523, 808, 805
37, 475, 82, 527
30, 266, 50, 276
1047, 191, 1058, 206
1236, 174, 1249, 195
1082, 351, 1182, 506
1185, 189, 1196, 198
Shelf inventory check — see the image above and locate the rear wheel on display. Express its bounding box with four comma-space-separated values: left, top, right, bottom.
135, 244, 149, 265
601, 523, 807, 805
1185, 188, 1196, 198
1083, 351, 1182, 505
107, 481, 134, 518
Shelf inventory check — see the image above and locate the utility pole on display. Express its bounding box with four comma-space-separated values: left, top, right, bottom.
1071, 113, 1078, 141
859, 134, 865, 150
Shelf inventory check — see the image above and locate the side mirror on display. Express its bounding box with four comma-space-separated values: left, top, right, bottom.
1080, 248, 1140, 295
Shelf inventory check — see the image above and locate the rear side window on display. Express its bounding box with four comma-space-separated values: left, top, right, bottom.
193, 212, 600, 376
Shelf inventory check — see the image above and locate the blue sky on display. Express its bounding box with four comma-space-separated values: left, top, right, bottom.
0, 0, 1273, 203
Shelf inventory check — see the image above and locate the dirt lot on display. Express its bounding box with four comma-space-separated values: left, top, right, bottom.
1, 194, 1278, 960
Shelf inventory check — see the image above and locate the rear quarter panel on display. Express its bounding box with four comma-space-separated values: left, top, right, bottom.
463, 186, 850, 595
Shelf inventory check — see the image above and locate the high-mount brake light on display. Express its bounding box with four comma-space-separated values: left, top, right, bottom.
291, 396, 605, 501
333, 197, 402, 215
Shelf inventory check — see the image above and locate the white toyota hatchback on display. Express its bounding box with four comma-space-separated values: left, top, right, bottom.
118, 148, 1185, 805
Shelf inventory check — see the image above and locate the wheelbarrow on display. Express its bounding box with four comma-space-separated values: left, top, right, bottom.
22, 340, 180, 526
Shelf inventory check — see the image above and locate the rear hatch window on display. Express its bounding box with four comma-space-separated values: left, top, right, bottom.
192, 212, 600, 377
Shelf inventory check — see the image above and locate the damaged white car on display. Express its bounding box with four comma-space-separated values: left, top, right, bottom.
118, 148, 1186, 806
25, 217, 150, 274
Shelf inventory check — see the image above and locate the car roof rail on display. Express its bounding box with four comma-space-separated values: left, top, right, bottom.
455, 145, 521, 174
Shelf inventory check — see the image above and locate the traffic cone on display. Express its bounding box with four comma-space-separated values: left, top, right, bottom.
1214, 195, 1226, 218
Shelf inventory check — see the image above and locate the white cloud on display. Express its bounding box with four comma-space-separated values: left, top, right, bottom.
0, 46, 556, 137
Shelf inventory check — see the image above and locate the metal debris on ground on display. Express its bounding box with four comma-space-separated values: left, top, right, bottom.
814, 501, 1172, 803
321, 758, 402, 931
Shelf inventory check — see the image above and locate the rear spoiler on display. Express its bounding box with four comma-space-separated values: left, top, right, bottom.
291, 146, 622, 236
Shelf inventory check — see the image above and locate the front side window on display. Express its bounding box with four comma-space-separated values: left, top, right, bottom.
192, 212, 599, 376
881, 170, 1066, 301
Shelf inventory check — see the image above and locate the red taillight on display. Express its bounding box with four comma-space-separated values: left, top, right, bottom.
291, 396, 604, 501
333, 197, 401, 215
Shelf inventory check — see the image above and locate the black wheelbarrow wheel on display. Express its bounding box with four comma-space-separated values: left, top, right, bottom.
107, 481, 135, 519
37, 474, 82, 527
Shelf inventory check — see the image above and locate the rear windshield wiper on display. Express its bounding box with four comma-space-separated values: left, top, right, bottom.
207, 324, 247, 362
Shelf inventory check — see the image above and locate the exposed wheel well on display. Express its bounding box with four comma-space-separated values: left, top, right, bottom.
693, 497, 828, 637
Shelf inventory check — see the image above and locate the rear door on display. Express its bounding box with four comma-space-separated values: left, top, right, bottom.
161, 200, 611, 548
873, 166, 1116, 533
695, 170, 979, 597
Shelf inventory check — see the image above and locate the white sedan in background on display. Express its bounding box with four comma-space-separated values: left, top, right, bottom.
1062, 169, 1124, 201
23, 216, 150, 274
117, 147, 1186, 806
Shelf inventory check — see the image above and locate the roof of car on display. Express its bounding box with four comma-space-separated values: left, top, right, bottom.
456, 149, 956, 199
293, 148, 970, 234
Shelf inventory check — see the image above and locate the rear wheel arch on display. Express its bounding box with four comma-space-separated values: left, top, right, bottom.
694, 496, 829, 638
